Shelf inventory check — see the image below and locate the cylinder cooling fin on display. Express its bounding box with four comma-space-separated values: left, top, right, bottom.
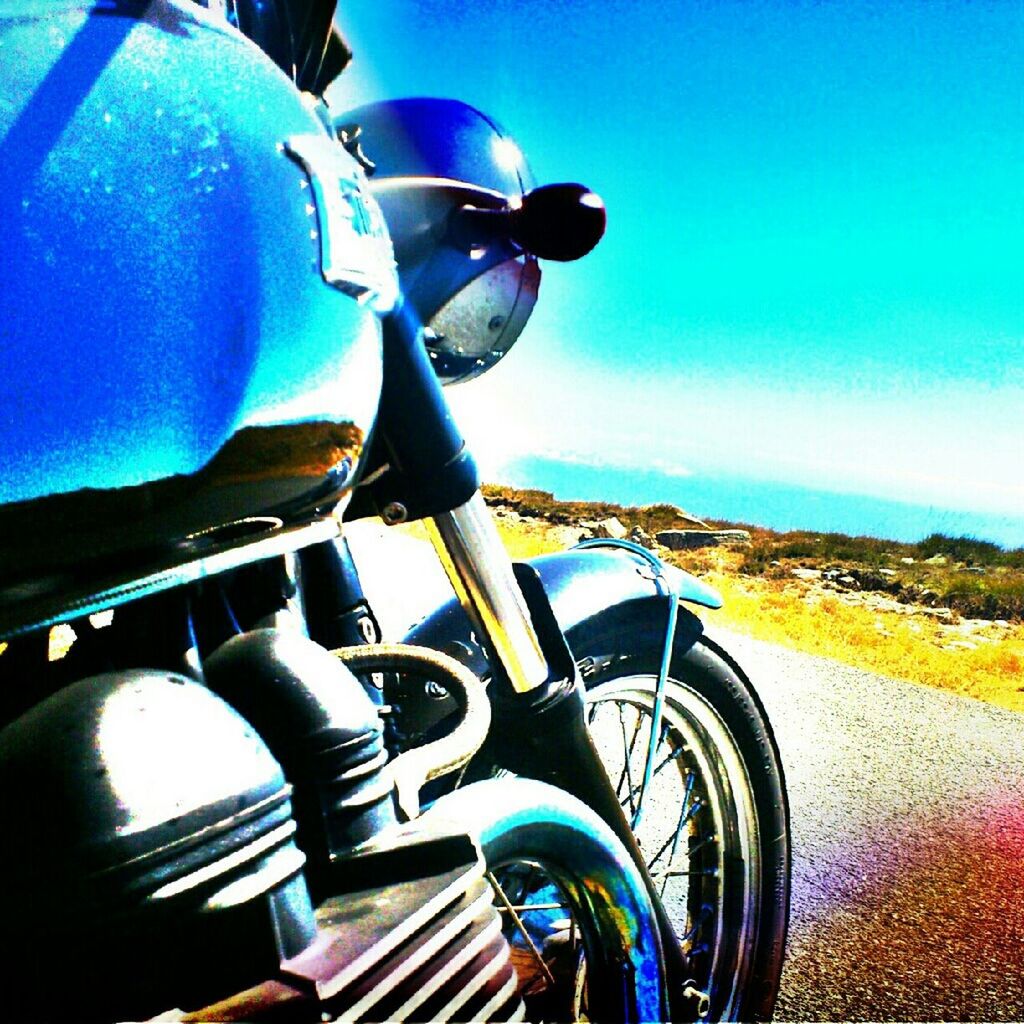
0, 653, 525, 1023
0, 669, 317, 1021
169, 831, 526, 1023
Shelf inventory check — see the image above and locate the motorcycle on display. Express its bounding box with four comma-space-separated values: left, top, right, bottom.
0, 0, 790, 1020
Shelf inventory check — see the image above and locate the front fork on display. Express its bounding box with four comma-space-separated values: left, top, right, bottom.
344, 304, 700, 1017
427, 491, 702, 1021
426, 493, 549, 695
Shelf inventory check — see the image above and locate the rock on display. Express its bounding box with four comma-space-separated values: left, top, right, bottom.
845, 567, 904, 594
592, 517, 627, 540
548, 525, 585, 548
819, 573, 860, 589
656, 529, 751, 551
900, 557, 916, 565
919, 607, 954, 621
641, 504, 710, 530
924, 554, 948, 565
791, 568, 823, 581
942, 620, 988, 636
628, 525, 657, 549
657, 530, 715, 551
576, 518, 628, 540
715, 529, 752, 545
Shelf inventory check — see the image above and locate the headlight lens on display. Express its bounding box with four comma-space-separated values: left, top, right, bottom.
424, 255, 540, 384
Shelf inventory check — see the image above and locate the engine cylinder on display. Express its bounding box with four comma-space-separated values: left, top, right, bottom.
0, 669, 317, 1021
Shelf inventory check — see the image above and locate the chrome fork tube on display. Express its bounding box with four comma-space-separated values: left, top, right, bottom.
426, 491, 549, 694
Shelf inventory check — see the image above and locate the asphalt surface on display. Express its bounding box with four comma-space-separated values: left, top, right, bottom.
347, 524, 1024, 1021
709, 626, 1024, 1022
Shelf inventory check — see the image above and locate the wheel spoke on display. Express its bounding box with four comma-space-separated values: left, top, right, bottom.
616, 704, 643, 815
581, 659, 787, 1022
634, 720, 672, 825
497, 902, 567, 913
487, 871, 556, 990
666, 770, 697, 865
651, 740, 687, 779
682, 904, 714, 945
616, 741, 688, 810
646, 830, 678, 873
642, 769, 698, 893
654, 868, 718, 879
686, 834, 718, 859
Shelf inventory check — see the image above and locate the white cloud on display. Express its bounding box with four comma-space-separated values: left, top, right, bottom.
447, 342, 1024, 521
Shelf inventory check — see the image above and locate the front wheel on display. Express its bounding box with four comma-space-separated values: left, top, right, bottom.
424, 776, 669, 1022
574, 608, 789, 1021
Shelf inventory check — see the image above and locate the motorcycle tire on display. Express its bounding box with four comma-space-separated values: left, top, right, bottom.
569, 602, 790, 1023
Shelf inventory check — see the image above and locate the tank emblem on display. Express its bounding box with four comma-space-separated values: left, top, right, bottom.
284, 135, 398, 314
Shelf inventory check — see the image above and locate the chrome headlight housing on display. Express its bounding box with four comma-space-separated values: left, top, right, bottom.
333, 99, 541, 384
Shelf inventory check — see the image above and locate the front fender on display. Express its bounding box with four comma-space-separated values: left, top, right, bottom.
403, 545, 721, 673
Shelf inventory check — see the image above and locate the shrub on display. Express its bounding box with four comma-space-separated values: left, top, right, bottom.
916, 533, 1003, 565
940, 575, 1024, 621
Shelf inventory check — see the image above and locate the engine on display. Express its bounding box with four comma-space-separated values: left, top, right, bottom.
0, 630, 523, 1023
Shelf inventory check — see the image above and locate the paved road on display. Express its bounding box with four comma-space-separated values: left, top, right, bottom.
347, 524, 1024, 1020
709, 627, 1024, 1022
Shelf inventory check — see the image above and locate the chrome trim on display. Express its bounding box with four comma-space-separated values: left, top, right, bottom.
427, 492, 549, 694
0, 517, 341, 640
369, 176, 509, 204
284, 134, 399, 313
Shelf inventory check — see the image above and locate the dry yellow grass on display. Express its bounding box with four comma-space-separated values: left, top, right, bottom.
491, 519, 567, 560
477, 516, 1024, 716
699, 572, 1024, 715
397, 516, 568, 560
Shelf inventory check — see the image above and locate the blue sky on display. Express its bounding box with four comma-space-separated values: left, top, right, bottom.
332, 1, 1024, 541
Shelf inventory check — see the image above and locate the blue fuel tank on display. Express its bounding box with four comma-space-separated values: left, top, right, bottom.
0, 0, 395, 591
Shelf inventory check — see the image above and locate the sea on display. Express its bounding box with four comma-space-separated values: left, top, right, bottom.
500, 456, 1024, 550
